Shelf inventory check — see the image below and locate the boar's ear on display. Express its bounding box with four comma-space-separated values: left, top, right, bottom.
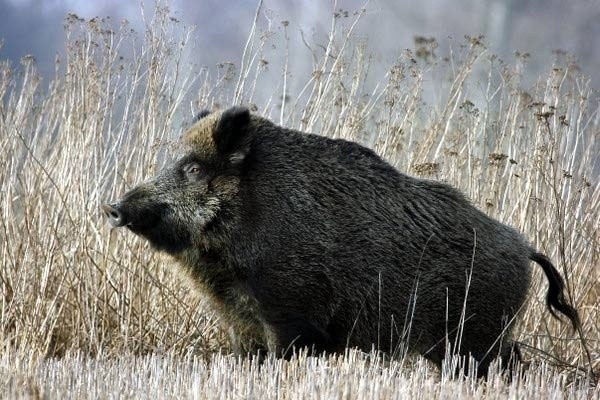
214, 106, 251, 155
194, 109, 211, 121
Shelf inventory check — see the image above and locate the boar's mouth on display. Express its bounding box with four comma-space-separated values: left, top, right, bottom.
102, 203, 190, 254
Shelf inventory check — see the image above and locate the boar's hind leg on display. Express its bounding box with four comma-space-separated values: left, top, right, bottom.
421, 336, 521, 378
468, 340, 523, 378
498, 341, 523, 376
264, 313, 334, 359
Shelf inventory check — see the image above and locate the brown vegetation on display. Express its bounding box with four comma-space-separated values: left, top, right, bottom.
0, 4, 597, 398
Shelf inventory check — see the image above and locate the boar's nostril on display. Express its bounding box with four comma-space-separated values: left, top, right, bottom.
102, 203, 127, 228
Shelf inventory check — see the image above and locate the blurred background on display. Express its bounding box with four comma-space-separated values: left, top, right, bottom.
1, 0, 598, 88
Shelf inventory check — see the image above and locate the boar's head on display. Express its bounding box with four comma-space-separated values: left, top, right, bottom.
102, 106, 251, 254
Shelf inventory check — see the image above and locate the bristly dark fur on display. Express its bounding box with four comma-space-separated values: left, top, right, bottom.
103, 106, 581, 378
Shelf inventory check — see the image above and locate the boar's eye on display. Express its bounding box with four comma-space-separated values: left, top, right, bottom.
183, 162, 203, 181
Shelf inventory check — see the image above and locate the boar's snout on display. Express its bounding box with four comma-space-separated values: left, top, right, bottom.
102, 203, 127, 228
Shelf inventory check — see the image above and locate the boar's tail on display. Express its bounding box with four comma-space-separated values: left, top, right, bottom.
530, 252, 581, 331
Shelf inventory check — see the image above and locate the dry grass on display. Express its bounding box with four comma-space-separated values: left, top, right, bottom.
1, 350, 598, 400
0, 4, 598, 398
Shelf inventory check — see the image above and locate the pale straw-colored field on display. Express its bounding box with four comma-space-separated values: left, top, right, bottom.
0, 4, 597, 399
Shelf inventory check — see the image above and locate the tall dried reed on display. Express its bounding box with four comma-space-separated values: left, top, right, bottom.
0, 4, 597, 397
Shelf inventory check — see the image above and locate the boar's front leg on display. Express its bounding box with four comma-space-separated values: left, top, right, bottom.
262, 311, 334, 359
246, 264, 336, 358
